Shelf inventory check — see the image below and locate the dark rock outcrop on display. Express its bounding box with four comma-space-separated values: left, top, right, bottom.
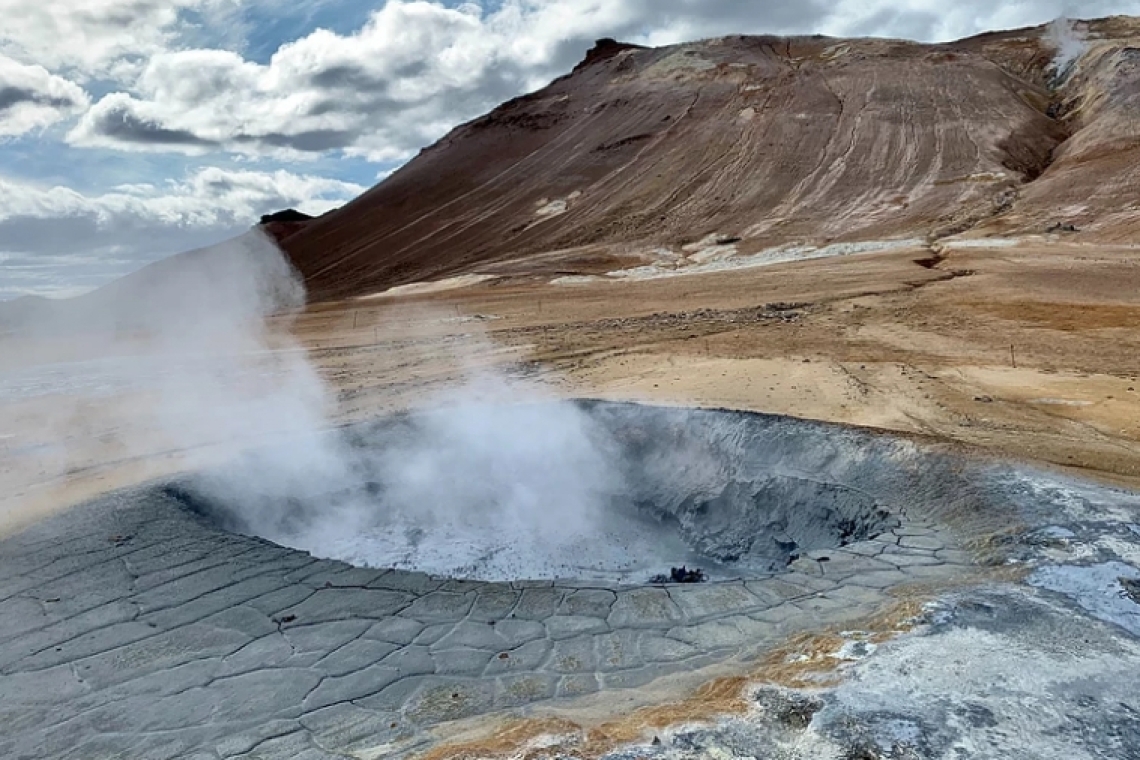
259, 209, 314, 224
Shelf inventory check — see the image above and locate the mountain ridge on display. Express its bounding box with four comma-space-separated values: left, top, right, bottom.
273, 17, 1140, 302
5, 16, 1140, 319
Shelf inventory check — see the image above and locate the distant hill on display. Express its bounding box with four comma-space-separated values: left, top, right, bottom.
273, 16, 1140, 301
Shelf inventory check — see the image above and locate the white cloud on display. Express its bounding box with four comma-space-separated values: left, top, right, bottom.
68, 1, 548, 161
818, 0, 1131, 42
0, 166, 359, 233
0, 0, 221, 80
0, 55, 89, 136
0, 167, 363, 298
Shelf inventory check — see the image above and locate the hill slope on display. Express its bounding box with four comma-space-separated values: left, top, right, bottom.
278, 18, 1139, 302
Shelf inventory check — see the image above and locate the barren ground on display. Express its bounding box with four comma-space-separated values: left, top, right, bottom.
5, 240, 1139, 535
300, 239, 1140, 480
4, 240, 1140, 760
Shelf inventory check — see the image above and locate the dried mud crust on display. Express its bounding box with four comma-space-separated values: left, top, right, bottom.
0, 403, 1047, 760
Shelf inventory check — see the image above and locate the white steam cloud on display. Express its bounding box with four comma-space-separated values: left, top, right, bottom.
187, 321, 640, 580
235, 382, 642, 581
0, 232, 326, 529
1, 235, 648, 580
1046, 17, 1088, 78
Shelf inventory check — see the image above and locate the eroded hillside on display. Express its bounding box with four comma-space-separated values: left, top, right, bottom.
280, 18, 1139, 301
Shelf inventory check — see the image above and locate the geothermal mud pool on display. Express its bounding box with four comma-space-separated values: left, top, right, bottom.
1, 402, 1139, 759
173, 402, 900, 584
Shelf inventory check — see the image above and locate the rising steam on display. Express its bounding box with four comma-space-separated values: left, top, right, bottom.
1046, 17, 1088, 79
2, 232, 630, 577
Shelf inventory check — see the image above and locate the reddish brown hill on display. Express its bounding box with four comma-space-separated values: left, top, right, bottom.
967, 16, 1140, 240
277, 21, 1140, 302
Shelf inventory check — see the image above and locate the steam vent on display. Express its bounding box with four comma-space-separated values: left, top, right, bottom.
5, 402, 1140, 758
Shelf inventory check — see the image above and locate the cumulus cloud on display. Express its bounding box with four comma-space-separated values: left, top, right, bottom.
0, 167, 363, 298
0, 167, 360, 237
67, 1, 561, 161
0, 0, 233, 80
0, 55, 89, 136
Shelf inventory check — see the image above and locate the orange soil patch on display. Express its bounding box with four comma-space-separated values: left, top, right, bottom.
416, 597, 933, 760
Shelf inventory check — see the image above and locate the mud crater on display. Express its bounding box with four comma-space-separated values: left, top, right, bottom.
170, 402, 904, 584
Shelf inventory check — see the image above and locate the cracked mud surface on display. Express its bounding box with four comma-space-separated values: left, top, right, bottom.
5, 403, 1131, 759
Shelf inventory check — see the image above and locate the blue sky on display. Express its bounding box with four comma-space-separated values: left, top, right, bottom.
1, 0, 1135, 300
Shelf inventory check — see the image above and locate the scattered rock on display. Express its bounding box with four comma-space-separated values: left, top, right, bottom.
649, 566, 707, 584
754, 687, 825, 730
1046, 222, 1080, 233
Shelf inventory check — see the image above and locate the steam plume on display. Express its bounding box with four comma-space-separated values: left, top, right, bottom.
1046, 17, 1088, 79
2, 233, 626, 580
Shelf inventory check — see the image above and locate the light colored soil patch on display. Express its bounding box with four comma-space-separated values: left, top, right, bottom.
355, 274, 498, 300
603, 240, 926, 281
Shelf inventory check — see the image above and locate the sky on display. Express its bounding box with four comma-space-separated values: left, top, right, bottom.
1, 0, 1137, 300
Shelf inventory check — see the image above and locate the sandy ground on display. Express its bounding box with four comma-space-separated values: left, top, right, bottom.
4, 241, 1140, 533
303, 241, 1140, 480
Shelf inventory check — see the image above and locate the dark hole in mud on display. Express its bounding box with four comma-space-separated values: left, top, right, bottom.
166, 401, 900, 584
649, 566, 707, 584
